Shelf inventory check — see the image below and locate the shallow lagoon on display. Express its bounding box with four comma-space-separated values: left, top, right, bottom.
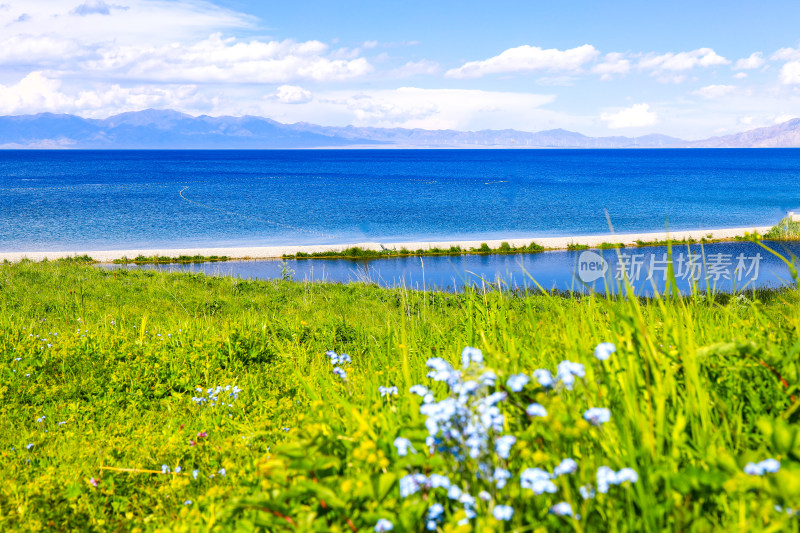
102, 240, 800, 295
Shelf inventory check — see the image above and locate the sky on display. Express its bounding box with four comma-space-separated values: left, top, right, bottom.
1, 0, 800, 139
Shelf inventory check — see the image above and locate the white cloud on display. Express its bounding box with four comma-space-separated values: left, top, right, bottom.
734, 52, 765, 70
0, 72, 71, 114
639, 48, 729, 73
273, 85, 312, 104
389, 60, 441, 78
692, 84, 736, 99
733, 72, 748, 79
591, 52, 630, 79
0, 71, 205, 116
780, 61, 800, 84
0, 74, 561, 132
0, 34, 89, 67
0, 0, 374, 85
362, 40, 379, 49
772, 46, 800, 61
80, 34, 372, 83
774, 114, 800, 124
600, 103, 658, 129
315, 88, 557, 130
445, 44, 599, 78
0, 0, 253, 45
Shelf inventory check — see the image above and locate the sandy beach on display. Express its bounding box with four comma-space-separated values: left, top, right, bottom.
0, 225, 773, 263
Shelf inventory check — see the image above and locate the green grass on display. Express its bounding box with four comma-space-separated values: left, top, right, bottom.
2, 260, 800, 531
765, 217, 800, 240
282, 242, 545, 260
112, 255, 231, 265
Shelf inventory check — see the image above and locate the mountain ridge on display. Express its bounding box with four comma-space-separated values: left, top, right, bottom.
1, 109, 799, 149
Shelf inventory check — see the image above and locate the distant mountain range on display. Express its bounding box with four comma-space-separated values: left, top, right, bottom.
1, 109, 799, 149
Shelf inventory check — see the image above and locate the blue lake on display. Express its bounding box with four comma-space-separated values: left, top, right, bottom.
102, 241, 800, 295
2, 149, 800, 252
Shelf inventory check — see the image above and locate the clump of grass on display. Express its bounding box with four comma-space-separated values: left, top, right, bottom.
55, 254, 96, 264
598, 242, 625, 249
566, 243, 589, 251
113, 254, 230, 264
282, 241, 547, 259
765, 216, 800, 240
634, 237, 697, 247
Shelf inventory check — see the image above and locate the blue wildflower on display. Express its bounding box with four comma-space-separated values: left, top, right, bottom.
410, 384, 435, 404
332, 367, 346, 379
597, 466, 638, 493
520, 468, 557, 494
495, 435, 516, 459
161, 465, 170, 474
393, 437, 415, 456
326, 351, 351, 365
479, 370, 498, 387
26, 443, 34, 450
447, 484, 463, 500
580, 485, 595, 499
426, 503, 444, 530
374, 518, 394, 532
218, 468, 226, 476
493, 504, 514, 521
506, 373, 529, 392
533, 368, 555, 388
461, 346, 484, 368
409, 384, 429, 396
615, 467, 639, 483
426, 357, 457, 383
553, 458, 578, 477
399, 473, 426, 498
192, 469, 199, 479
429, 473, 450, 489
379, 386, 399, 397
484, 391, 508, 406
526, 403, 548, 418
594, 342, 616, 360
550, 502, 573, 517
175, 466, 182, 473
744, 458, 781, 476
556, 361, 585, 390
583, 407, 611, 426
184, 500, 192, 505
460, 493, 477, 519
494, 467, 512, 489
775, 505, 798, 517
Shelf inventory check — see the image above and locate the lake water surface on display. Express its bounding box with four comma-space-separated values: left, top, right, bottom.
3, 149, 800, 252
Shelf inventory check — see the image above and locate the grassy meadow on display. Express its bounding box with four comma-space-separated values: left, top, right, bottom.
2, 258, 800, 532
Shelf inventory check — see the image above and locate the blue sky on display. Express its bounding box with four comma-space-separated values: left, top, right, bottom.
1, 0, 799, 138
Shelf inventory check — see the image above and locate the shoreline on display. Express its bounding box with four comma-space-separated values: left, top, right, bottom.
0, 225, 774, 263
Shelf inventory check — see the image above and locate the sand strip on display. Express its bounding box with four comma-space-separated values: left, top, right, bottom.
0, 226, 773, 263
